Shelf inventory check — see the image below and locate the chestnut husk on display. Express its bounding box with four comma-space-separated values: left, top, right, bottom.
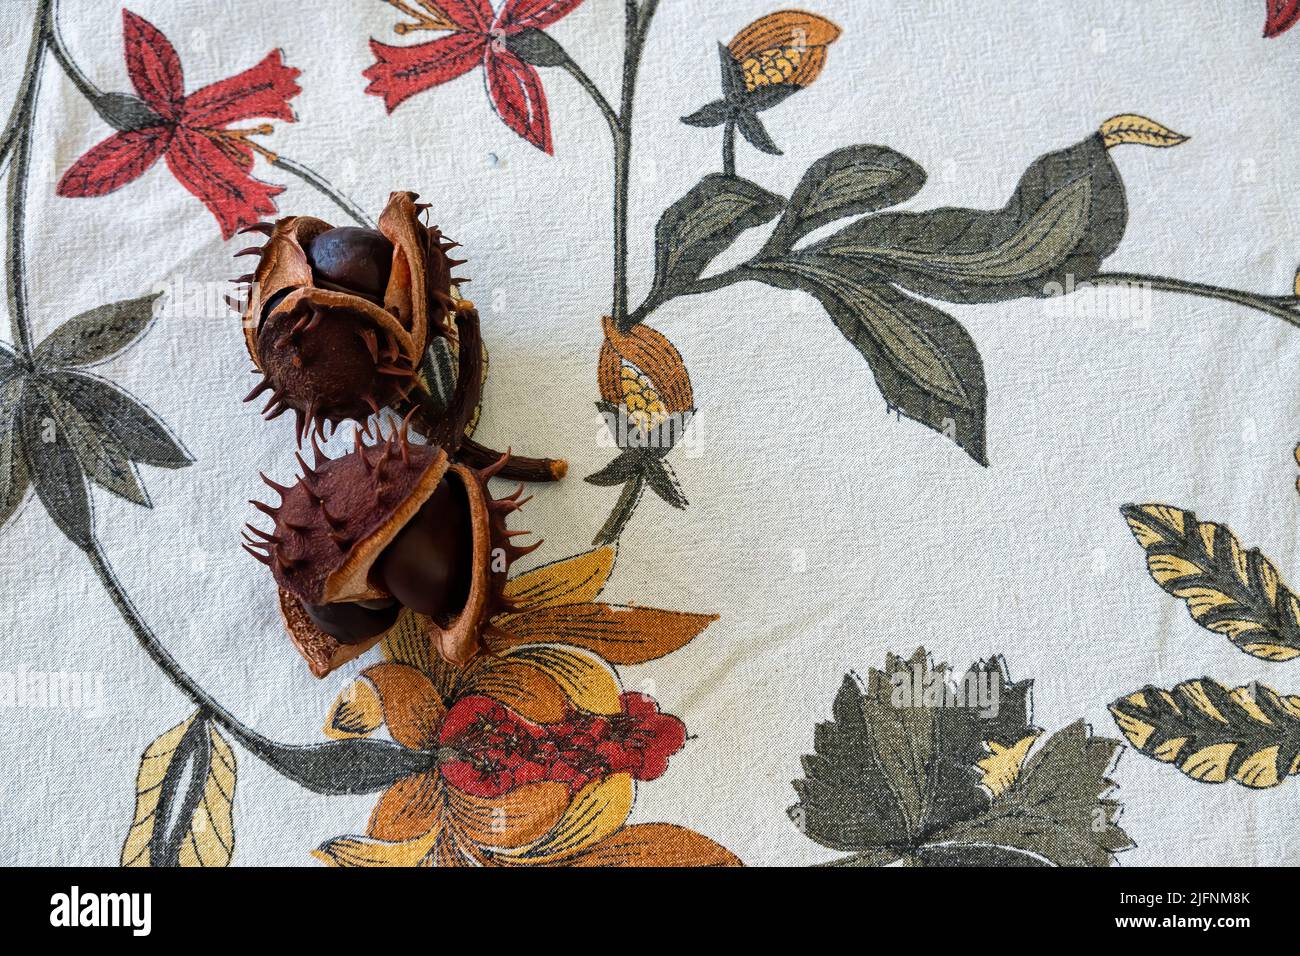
246, 424, 539, 677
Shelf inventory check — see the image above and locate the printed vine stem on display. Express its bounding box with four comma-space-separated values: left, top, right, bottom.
539, 1, 662, 544
722, 117, 737, 177
1092, 271, 1300, 329
3, 0, 428, 795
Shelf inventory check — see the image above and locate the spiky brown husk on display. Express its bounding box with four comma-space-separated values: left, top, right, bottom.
249, 435, 539, 676
237, 191, 469, 442
245, 422, 449, 606
426, 453, 541, 665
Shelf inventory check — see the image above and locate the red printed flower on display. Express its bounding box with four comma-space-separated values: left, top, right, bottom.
364, 0, 584, 153
56, 10, 301, 238
438, 691, 687, 798
1266, 0, 1300, 36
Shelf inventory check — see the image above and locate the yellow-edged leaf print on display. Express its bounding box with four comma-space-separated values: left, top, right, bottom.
121, 711, 236, 866
1100, 114, 1189, 149
1121, 503, 1300, 661
1109, 678, 1300, 789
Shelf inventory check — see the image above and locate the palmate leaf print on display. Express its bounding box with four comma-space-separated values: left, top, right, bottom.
790, 649, 1132, 866
0, 294, 194, 549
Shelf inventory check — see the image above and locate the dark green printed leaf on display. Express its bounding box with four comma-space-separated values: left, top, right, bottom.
19, 381, 93, 551
91, 91, 163, 132
647, 174, 785, 306
1111, 677, 1300, 789
0, 376, 30, 527
643, 457, 687, 509
503, 27, 569, 67
38, 378, 148, 505
766, 145, 928, 254
680, 100, 730, 129
929, 720, 1133, 866
790, 650, 1033, 856
791, 650, 1132, 867
749, 254, 987, 464
735, 111, 780, 155
33, 293, 161, 369
584, 450, 645, 487
0, 344, 19, 385
51, 371, 191, 470
815, 134, 1126, 303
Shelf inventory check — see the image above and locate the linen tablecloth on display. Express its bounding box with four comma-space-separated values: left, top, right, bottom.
3, 0, 1300, 867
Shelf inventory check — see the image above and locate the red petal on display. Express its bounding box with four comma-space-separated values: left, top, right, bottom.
438, 0, 495, 30
184, 50, 301, 128
164, 130, 283, 239
56, 128, 171, 197
122, 10, 185, 118
498, 0, 586, 32
1265, 0, 1300, 36
484, 50, 552, 153
363, 34, 487, 113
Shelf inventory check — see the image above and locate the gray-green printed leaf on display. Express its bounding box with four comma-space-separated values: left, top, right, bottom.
789, 650, 1034, 854
0, 344, 20, 386
735, 111, 780, 155
647, 174, 785, 307
0, 375, 30, 527
815, 134, 1126, 303
927, 720, 1133, 866
748, 254, 988, 464
19, 382, 93, 551
51, 371, 192, 470
34, 293, 161, 369
765, 145, 927, 255
36, 378, 148, 506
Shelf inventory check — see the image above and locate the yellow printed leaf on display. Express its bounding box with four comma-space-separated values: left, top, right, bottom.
1100, 114, 1189, 149
1110, 678, 1300, 789
323, 678, 384, 739
1121, 504, 1300, 661
977, 733, 1040, 797
121, 712, 236, 866
500, 774, 635, 864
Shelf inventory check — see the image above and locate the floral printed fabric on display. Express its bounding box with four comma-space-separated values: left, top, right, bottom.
2, 0, 1299, 866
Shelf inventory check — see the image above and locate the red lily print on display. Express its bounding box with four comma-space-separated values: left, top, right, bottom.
364, 0, 584, 154
1266, 0, 1300, 36
57, 10, 301, 239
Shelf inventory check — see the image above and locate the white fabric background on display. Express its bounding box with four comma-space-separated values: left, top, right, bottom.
1, 0, 1298, 865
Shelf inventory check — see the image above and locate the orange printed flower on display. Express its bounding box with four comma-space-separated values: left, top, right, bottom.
597, 315, 695, 426
682, 9, 841, 160
314, 547, 738, 866
589, 318, 696, 542
727, 9, 841, 93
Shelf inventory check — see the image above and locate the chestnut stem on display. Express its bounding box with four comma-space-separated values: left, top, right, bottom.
458, 436, 567, 483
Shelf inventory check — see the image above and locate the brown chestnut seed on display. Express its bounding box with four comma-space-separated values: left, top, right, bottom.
306, 227, 393, 301
370, 477, 473, 626
304, 597, 401, 644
